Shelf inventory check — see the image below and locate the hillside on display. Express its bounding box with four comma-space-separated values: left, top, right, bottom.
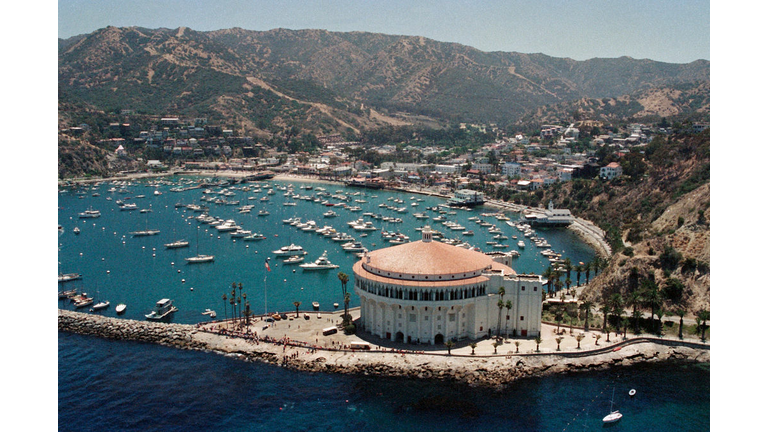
533, 132, 710, 312
59, 26, 709, 135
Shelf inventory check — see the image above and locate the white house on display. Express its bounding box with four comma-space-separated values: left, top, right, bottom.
600, 162, 623, 180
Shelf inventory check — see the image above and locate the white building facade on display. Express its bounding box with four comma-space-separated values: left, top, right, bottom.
353, 228, 543, 345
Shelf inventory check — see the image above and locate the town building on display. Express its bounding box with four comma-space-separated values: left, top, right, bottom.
599, 162, 623, 180
353, 227, 543, 345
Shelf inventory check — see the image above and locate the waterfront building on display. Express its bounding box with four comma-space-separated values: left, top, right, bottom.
353, 226, 543, 345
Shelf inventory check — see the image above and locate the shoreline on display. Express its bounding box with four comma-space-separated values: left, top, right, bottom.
58, 309, 709, 388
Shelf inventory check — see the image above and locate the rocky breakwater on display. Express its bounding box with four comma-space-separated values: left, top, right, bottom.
59, 310, 709, 388
58, 309, 206, 350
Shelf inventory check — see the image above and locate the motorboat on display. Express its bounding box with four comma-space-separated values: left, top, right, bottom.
202, 309, 217, 318
312, 302, 320, 310
92, 300, 110, 311
342, 241, 366, 252
72, 293, 93, 308
58, 288, 78, 299
258, 210, 269, 216
145, 298, 178, 321
517, 240, 525, 248
299, 251, 339, 270
272, 244, 308, 256
230, 229, 253, 238
115, 303, 127, 314
243, 233, 266, 241
164, 240, 190, 249
283, 255, 305, 264
323, 210, 338, 218
78, 209, 101, 218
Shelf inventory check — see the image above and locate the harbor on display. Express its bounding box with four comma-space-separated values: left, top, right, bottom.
58, 174, 598, 325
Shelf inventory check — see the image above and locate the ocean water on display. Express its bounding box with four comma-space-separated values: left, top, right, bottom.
59, 332, 709, 432
57, 177, 709, 431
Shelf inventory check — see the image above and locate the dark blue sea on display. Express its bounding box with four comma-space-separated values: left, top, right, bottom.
57, 177, 710, 431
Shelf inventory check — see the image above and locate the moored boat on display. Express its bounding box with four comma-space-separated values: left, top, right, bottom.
164, 240, 190, 249
115, 303, 127, 314
145, 298, 178, 321
299, 251, 339, 270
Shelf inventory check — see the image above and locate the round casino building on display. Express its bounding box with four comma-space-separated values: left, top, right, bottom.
353, 226, 544, 345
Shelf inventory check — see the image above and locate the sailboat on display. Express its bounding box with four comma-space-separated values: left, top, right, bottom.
602, 388, 623, 423
186, 227, 214, 264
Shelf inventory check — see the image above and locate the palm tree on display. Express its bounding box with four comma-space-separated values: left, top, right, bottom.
470, 342, 477, 355
600, 301, 611, 341
675, 307, 687, 340
293, 301, 302, 318
626, 290, 643, 334
555, 336, 563, 351
343, 292, 351, 326
554, 305, 565, 334
497, 298, 505, 337
445, 340, 454, 355
575, 333, 584, 349
584, 261, 592, 284
244, 301, 252, 326
222, 294, 228, 321
563, 258, 572, 283
579, 298, 594, 332
641, 279, 662, 334
534, 336, 542, 352
575, 264, 583, 287
697, 309, 710, 342
514, 341, 520, 353
337, 272, 350, 322
595, 334, 602, 345
542, 267, 554, 296
504, 300, 512, 338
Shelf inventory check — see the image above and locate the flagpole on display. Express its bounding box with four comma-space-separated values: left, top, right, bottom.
264, 257, 270, 315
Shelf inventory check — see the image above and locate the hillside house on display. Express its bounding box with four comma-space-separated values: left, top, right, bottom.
599, 162, 623, 180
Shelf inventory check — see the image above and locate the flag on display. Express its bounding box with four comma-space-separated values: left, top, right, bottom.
265, 258, 271, 272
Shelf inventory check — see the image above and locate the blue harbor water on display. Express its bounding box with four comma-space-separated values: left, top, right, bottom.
58, 177, 710, 431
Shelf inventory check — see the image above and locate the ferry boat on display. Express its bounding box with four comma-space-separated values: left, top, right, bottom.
145, 298, 178, 321
446, 190, 485, 207
521, 201, 574, 227
272, 244, 308, 256
299, 251, 339, 271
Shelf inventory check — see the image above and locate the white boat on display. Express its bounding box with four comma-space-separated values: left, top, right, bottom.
283, 255, 305, 264
299, 251, 339, 270
202, 308, 217, 318
342, 241, 366, 252
164, 240, 190, 249
517, 240, 525, 248
145, 298, 178, 321
72, 293, 93, 308
78, 209, 101, 218
312, 302, 320, 310
602, 388, 623, 423
230, 229, 252, 238
258, 210, 269, 216
331, 233, 355, 242
116, 303, 127, 314
120, 203, 138, 211
323, 210, 338, 218
92, 300, 110, 311
185, 254, 215, 263
272, 244, 308, 256
73, 227, 80, 234
243, 233, 266, 241
131, 229, 161, 236
58, 273, 82, 283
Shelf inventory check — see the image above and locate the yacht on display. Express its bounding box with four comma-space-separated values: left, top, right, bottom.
323, 210, 338, 218
352, 221, 377, 231
130, 229, 161, 236
58, 273, 82, 283
243, 233, 266, 241
283, 255, 305, 264
331, 232, 355, 242
230, 229, 253, 238
258, 210, 270, 216
164, 240, 190, 249
272, 244, 308, 256
185, 254, 215, 263
78, 209, 101, 218
517, 240, 526, 248
299, 251, 339, 271
145, 298, 178, 321
342, 241, 366, 252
